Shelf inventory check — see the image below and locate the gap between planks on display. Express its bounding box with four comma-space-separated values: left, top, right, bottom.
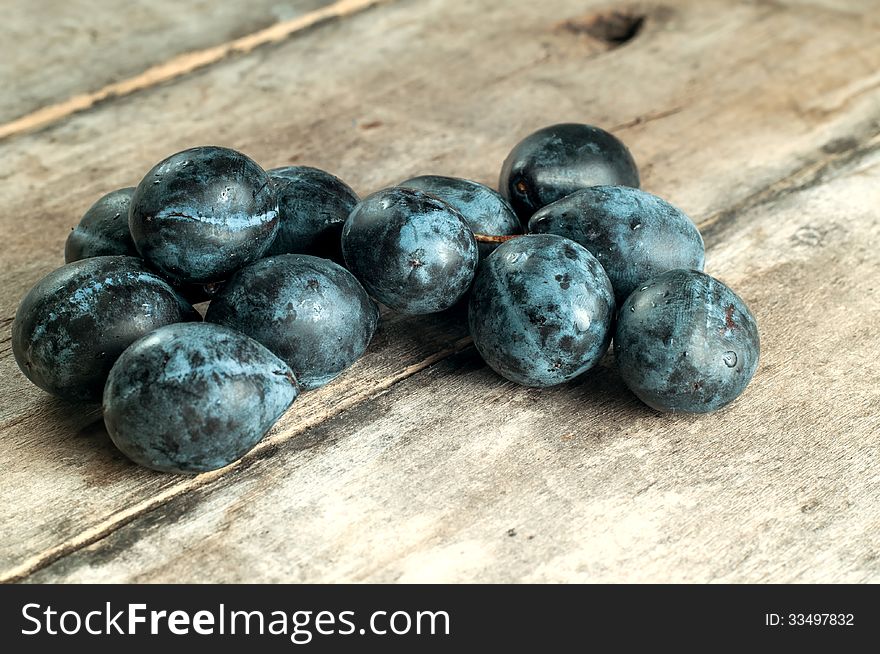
0, 0, 392, 143
4, 124, 880, 583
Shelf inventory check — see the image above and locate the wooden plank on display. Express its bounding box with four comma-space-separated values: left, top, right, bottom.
0, 0, 347, 125
0, 308, 470, 575
28, 143, 880, 583
2, 0, 879, 581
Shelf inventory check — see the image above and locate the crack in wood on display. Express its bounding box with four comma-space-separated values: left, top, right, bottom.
610, 106, 685, 132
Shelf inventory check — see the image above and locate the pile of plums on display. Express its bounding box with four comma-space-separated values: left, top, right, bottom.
12, 123, 759, 474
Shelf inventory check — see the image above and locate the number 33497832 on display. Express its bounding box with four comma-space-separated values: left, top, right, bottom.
766, 614, 854, 626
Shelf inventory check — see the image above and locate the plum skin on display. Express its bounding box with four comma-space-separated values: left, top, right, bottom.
529, 186, 704, 305
103, 322, 299, 474
12, 256, 199, 402
342, 187, 478, 315
398, 175, 522, 259
499, 123, 639, 223
614, 269, 760, 413
265, 166, 360, 262
129, 146, 279, 284
206, 254, 379, 391
468, 234, 615, 387
65, 187, 138, 262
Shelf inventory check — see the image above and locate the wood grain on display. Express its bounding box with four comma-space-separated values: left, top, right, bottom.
0, 0, 369, 127
2, 0, 879, 582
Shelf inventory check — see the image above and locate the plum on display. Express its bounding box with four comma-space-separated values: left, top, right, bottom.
12, 256, 198, 401
529, 186, 704, 305
265, 166, 359, 262
398, 175, 521, 259
64, 187, 138, 262
103, 322, 298, 473
468, 234, 614, 387
129, 146, 278, 284
614, 269, 760, 413
499, 123, 639, 223
342, 187, 478, 314
206, 254, 379, 390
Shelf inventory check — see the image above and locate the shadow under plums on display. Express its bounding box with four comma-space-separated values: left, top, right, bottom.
372, 302, 471, 355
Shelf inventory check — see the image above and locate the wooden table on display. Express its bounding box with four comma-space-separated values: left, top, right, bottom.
1, 0, 878, 583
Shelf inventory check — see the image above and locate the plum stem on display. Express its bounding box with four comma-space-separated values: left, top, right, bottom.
473, 233, 522, 244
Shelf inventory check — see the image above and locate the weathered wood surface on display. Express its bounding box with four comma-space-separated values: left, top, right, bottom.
1, 0, 879, 582
0, 0, 344, 125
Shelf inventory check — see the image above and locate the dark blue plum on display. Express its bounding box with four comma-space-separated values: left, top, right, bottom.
62, 186, 226, 304
12, 256, 199, 402
499, 123, 639, 223
468, 234, 615, 387
65, 187, 138, 263
264, 166, 359, 262
206, 254, 379, 390
129, 146, 279, 284
529, 186, 704, 305
342, 187, 478, 314
103, 322, 298, 474
614, 269, 760, 413
398, 175, 522, 258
